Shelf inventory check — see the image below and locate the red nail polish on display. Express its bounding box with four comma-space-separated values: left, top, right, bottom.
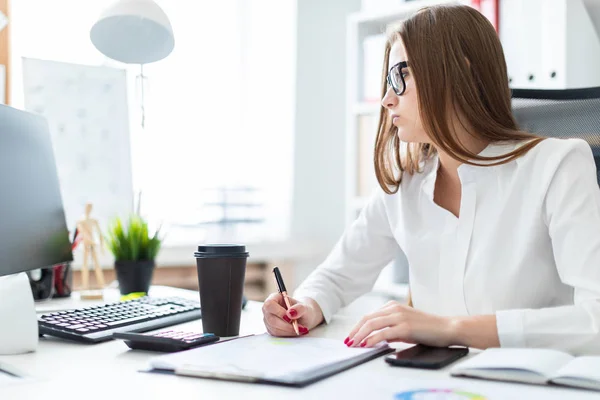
289, 309, 297, 317
346, 340, 354, 347
343, 337, 349, 345
283, 315, 291, 323
360, 341, 367, 347
299, 326, 309, 335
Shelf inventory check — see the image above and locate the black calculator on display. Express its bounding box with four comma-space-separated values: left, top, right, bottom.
113, 330, 220, 352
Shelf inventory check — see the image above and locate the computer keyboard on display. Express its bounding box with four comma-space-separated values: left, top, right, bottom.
38, 296, 202, 343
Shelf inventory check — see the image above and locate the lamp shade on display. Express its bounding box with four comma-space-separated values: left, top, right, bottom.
90, 0, 174, 64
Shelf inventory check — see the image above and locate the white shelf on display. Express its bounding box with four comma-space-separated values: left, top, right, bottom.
346, 0, 471, 227
70, 239, 330, 270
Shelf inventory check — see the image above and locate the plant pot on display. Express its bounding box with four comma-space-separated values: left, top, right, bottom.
114, 260, 156, 295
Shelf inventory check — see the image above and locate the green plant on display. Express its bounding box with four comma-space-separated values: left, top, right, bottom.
105, 214, 162, 261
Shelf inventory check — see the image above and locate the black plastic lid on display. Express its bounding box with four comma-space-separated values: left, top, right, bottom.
194, 244, 249, 259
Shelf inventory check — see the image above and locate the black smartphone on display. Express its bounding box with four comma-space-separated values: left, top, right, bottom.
385, 344, 469, 369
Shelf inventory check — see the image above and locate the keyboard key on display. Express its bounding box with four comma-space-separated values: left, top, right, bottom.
106, 315, 149, 326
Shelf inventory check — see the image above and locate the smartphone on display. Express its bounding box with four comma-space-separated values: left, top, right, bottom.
385, 344, 469, 369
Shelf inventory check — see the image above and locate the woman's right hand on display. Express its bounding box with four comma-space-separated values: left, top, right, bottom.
262, 293, 324, 337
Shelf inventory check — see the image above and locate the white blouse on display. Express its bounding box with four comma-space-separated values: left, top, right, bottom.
294, 138, 600, 355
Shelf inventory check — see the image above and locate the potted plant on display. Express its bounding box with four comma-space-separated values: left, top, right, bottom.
105, 214, 162, 295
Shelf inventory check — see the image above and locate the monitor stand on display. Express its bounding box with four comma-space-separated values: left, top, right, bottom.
0, 272, 39, 354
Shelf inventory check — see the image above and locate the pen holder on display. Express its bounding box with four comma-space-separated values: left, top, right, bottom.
194, 244, 249, 337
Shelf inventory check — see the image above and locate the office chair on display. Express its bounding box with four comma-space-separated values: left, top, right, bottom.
511, 87, 600, 184
403, 88, 600, 306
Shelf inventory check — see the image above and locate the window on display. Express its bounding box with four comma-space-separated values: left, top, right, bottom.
10, 0, 296, 246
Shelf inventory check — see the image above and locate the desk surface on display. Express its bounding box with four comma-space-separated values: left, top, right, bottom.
1, 287, 597, 400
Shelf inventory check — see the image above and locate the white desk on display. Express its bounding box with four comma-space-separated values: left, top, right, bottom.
1, 286, 596, 400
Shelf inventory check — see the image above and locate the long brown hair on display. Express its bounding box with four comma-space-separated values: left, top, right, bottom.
374, 4, 544, 194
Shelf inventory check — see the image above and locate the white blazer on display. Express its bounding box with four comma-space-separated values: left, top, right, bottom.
294, 138, 600, 355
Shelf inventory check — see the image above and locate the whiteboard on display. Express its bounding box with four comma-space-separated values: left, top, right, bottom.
22, 57, 133, 233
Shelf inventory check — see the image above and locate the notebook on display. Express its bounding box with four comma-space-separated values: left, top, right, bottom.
147, 333, 392, 387
450, 348, 600, 391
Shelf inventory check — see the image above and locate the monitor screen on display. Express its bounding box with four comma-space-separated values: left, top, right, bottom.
0, 105, 73, 277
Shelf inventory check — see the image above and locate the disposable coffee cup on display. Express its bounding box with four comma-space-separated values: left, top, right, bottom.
194, 244, 249, 337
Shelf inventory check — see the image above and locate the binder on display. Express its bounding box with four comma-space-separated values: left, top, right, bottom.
146, 333, 393, 387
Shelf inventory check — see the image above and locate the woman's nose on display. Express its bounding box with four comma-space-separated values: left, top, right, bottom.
381, 88, 398, 110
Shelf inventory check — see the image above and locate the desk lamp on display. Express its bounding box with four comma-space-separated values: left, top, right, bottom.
90, 0, 174, 127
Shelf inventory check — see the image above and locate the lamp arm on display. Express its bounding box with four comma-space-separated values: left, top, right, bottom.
139, 64, 146, 129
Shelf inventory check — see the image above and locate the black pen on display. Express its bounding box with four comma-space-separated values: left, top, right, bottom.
273, 266, 300, 336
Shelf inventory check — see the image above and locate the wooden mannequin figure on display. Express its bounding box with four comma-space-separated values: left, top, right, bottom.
76, 202, 106, 300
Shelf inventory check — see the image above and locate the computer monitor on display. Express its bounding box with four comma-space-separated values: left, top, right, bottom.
0, 104, 73, 277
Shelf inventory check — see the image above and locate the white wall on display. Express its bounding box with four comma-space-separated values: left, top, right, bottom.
584, 0, 600, 31
289, 0, 600, 291
291, 0, 362, 284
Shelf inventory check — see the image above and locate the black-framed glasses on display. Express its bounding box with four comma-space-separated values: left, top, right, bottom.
386, 61, 409, 96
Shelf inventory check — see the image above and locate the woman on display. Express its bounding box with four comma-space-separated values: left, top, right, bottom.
262, 4, 600, 354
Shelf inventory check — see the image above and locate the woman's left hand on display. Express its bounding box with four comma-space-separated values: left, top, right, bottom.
345, 301, 456, 348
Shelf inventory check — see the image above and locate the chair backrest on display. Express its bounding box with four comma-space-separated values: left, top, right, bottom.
511, 87, 600, 185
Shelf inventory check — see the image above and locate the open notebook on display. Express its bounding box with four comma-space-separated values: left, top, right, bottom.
450, 348, 600, 391
147, 333, 392, 387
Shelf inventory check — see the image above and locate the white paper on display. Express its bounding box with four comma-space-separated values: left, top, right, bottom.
150, 333, 386, 380
550, 356, 600, 388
